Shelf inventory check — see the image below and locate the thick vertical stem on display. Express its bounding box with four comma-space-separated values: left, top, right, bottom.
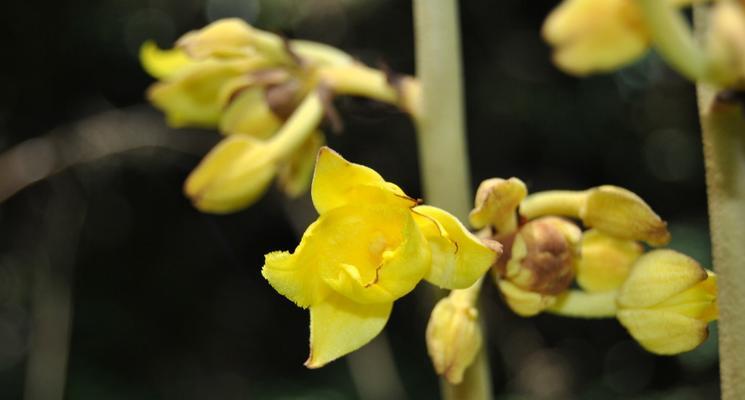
412, 1, 493, 399
412, 0, 472, 220
694, 6, 745, 400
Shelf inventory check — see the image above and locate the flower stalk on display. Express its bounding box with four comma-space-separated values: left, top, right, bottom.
412, 0, 492, 398
694, 6, 745, 399
636, 0, 708, 82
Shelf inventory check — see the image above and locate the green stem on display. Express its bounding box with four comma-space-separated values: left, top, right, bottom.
519, 190, 586, 220
636, 0, 707, 82
412, 1, 492, 399
694, 6, 745, 399
547, 290, 618, 319
412, 0, 472, 221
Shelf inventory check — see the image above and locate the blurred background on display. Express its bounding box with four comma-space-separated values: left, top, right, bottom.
0, 0, 718, 399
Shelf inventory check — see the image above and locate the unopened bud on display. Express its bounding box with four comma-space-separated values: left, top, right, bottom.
617, 249, 718, 355
426, 293, 483, 384
184, 135, 277, 213
580, 185, 670, 246
576, 229, 642, 292
505, 217, 581, 296
469, 177, 527, 234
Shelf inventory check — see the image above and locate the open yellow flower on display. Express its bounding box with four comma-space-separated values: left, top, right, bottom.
262, 148, 499, 368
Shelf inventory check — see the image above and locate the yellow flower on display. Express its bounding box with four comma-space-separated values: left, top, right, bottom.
262, 148, 499, 368
542, 0, 692, 75
617, 249, 718, 354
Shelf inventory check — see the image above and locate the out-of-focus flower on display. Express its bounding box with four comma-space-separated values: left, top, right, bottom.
617, 249, 718, 354
262, 148, 499, 368
542, 0, 698, 76
706, 0, 745, 87
141, 18, 420, 213
426, 288, 483, 384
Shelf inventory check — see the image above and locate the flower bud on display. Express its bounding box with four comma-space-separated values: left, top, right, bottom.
505, 217, 581, 295
497, 217, 581, 316
576, 229, 642, 292
469, 177, 527, 233
426, 293, 483, 384
184, 135, 277, 213
580, 185, 670, 246
617, 249, 718, 355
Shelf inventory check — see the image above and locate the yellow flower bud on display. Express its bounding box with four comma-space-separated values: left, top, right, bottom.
581, 186, 670, 246
469, 177, 527, 233
505, 217, 581, 295
498, 217, 581, 316
617, 249, 718, 355
184, 135, 278, 213
520, 186, 670, 246
542, 0, 650, 75
576, 229, 643, 292
426, 293, 483, 384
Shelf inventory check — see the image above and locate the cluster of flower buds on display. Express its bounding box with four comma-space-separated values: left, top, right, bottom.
543, 0, 745, 88
466, 178, 718, 356
141, 19, 419, 213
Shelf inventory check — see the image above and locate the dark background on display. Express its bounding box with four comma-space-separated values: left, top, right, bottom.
0, 0, 718, 399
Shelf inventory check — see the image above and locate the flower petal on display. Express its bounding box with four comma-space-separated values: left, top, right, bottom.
617, 308, 710, 355
219, 87, 282, 139
305, 293, 392, 368
498, 279, 556, 317
140, 40, 194, 80
184, 135, 277, 213
617, 249, 708, 309
317, 203, 430, 304
311, 147, 413, 214
413, 205, 500, 289
147, 59, 253, 128
262, 219, 331, 308
176, 18, 256, 59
